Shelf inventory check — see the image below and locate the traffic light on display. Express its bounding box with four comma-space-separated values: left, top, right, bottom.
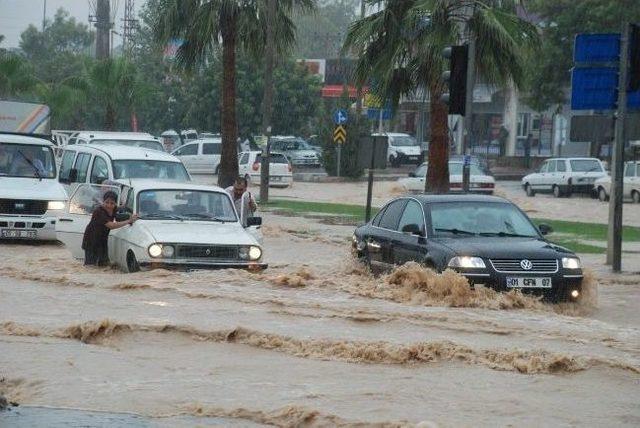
441, 45, 469, 115
629, 23, 640, 91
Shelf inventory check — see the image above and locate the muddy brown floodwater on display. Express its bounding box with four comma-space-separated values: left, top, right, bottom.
1, 211, 639, 427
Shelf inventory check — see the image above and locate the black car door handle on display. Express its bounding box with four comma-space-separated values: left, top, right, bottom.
58, 218, 73, 222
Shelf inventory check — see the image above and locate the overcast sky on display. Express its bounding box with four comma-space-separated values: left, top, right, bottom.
0, 0, 145, 49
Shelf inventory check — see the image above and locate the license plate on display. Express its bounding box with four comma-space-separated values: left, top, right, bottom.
506, 277, 552, 288
272, 177, 281, 181
1, 229, 37, 239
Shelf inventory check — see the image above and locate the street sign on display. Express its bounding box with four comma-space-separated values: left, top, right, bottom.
333, 125, 346, 144
571, 67, 640, 110
333, 109, 348, 125
574, 33, 620, 63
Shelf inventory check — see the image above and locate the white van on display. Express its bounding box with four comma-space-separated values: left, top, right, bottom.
58, 144, 191, 194
372, 132, 423, 166
65, 131, 165, 152
171, 138, 222, 175
0, 133, 67, 241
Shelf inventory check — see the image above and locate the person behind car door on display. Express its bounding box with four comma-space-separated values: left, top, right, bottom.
225, 176, 256, 226
82, 191, 138, 266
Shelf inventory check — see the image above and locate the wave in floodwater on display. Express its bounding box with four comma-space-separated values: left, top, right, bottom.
2, 320, 637, 375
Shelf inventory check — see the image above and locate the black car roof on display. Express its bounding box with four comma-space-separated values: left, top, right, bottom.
408, 194, 509, 204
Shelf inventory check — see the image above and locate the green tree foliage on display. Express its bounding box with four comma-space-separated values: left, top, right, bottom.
0, 54, 36, 99
526, 0, 640, 111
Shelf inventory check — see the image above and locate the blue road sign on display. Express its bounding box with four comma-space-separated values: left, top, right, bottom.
574, 33, 620, 63
333, 109, 348, 125
571, 67, 640, 110
367, 108, 391, 120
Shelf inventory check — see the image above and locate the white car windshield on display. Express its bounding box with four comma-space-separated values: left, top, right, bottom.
448, 163, 484, 176
430, 202, 540, 238
0, 142, 56, 178
392, 136, 418, 146
92, 139, 164, 152
113, 160, 190, 180
137, 189, 237, 221
570, 159, 602, 172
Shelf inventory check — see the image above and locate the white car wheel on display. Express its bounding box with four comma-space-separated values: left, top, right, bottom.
553, 185, 562, 198
525, 183, 535, 197
633, 190, 640, 204
598, 187, 608, 202
126, 250, 140, 273
245, 174, 251, 184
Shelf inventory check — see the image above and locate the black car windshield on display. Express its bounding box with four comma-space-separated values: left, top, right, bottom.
0, 142, 56, 178
137, 189, 237, 221
570, 159, 602, 172
393, 136, 418, 146
92, 139, 164, 152
113, 160, 190, 180
430, 202, 539, 238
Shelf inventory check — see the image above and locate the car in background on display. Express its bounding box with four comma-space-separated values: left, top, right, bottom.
269, 136, 321, 167
70, 131, 165, 152
238, 151, 292, 188
58, 144, 190, 194
399, 161, 495, 194
56, 181, 266, 272
352, 194, 583, 301
449, 154, 492, 175
372, 133, 422, 166
594, 161, 640, 203
171, 138, 222, 175
0, 133, 68, 241
521, 157, 607, 198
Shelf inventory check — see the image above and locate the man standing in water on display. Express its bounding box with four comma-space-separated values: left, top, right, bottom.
82, 191, 138, 266
225, 177, 257, 226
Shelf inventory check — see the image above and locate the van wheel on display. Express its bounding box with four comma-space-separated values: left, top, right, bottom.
633, 190, 640, 204
525, 183, 535, 197
598, 187, 609, 202
126, 250, 140, 273
552, 185, 562, 198
389, 155, 399, 167
214, 165, 220, 175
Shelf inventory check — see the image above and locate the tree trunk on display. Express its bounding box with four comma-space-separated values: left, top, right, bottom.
426, 86, 449, 193
105, 103, 116, 131
218, 15, 239, 189
260, 0, 276, 203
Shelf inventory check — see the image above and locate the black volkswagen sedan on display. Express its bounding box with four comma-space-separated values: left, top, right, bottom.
352, 194, 583, 301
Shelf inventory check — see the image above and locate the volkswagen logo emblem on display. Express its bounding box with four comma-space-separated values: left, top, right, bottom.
205, 248, 211, 256
520, 259, 533, 270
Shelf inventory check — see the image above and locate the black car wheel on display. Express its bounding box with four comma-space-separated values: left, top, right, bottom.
126, 250, 140, 273
525, 183, 535, 197
552, 185, 562, 198
633, 190, 640, 204
389, 155, 399, 167
598, 187, 609, 202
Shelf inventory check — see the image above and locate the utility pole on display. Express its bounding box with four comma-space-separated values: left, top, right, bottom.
606, 22, 630, 272
122, 0, 137, 58
259, 0, 276, 203
354, 0, 366, 120
42, 0, 46, 32
95, 0, 111, 59
461, 12, 476, 193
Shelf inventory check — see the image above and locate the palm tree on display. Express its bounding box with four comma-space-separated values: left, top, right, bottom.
344, 0, 538, 193
34, 81, 86, 129
0, 54, 36, 99
154, 0, 314, 188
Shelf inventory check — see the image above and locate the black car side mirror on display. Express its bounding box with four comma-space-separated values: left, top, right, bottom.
115, 210, 131, 222
538, 223, 553, 235
408, 172, 416, 177
401, 223, 423, 236
246, 216, 262, 227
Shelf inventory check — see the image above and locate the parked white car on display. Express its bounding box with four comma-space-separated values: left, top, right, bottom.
521, 157, 607, 198
171, 138, 222, 175
67, 131, 165, 152
372, 133, 423, 166
269, 137, 321, 167
594, 161, 640, 203
56, 181, 266, 272
239, 151, 293, 188
399, 161, 495, 194
0, 133, 67, 241
58, 144, 191, 194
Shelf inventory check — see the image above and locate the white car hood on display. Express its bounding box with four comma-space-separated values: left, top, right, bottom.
0, 177, 67, 200
138, 220, 259, 246
595, 176, 611, 185
394, 145, 421, 155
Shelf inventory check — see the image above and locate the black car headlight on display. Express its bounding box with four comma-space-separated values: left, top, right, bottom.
448, 256, 486, 269
562, 257, 582, 269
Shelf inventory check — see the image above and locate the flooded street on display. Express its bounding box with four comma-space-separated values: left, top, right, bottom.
1, 211, 640, 427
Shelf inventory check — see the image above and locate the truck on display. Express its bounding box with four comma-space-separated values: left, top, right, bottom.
0, 100, 51, 134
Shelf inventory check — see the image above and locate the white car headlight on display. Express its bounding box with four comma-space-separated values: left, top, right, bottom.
148, 244, 163, 258
448, 256, 486, 269
238, 247, 249, 260
48, 201, 65, 210
562, 257, 582, 269
248, 246, 262, 261
161, 245, 174, 258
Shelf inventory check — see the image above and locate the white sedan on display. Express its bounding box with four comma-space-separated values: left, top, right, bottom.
56, 180, 266, 272
594, 161, 640, 203
398, 161, 495, 193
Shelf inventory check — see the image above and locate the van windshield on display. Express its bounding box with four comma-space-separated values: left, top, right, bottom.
112, 160, 190, 180
393, 136, 418, 146
0, 142, 56, 178
91, 139, 164, 152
